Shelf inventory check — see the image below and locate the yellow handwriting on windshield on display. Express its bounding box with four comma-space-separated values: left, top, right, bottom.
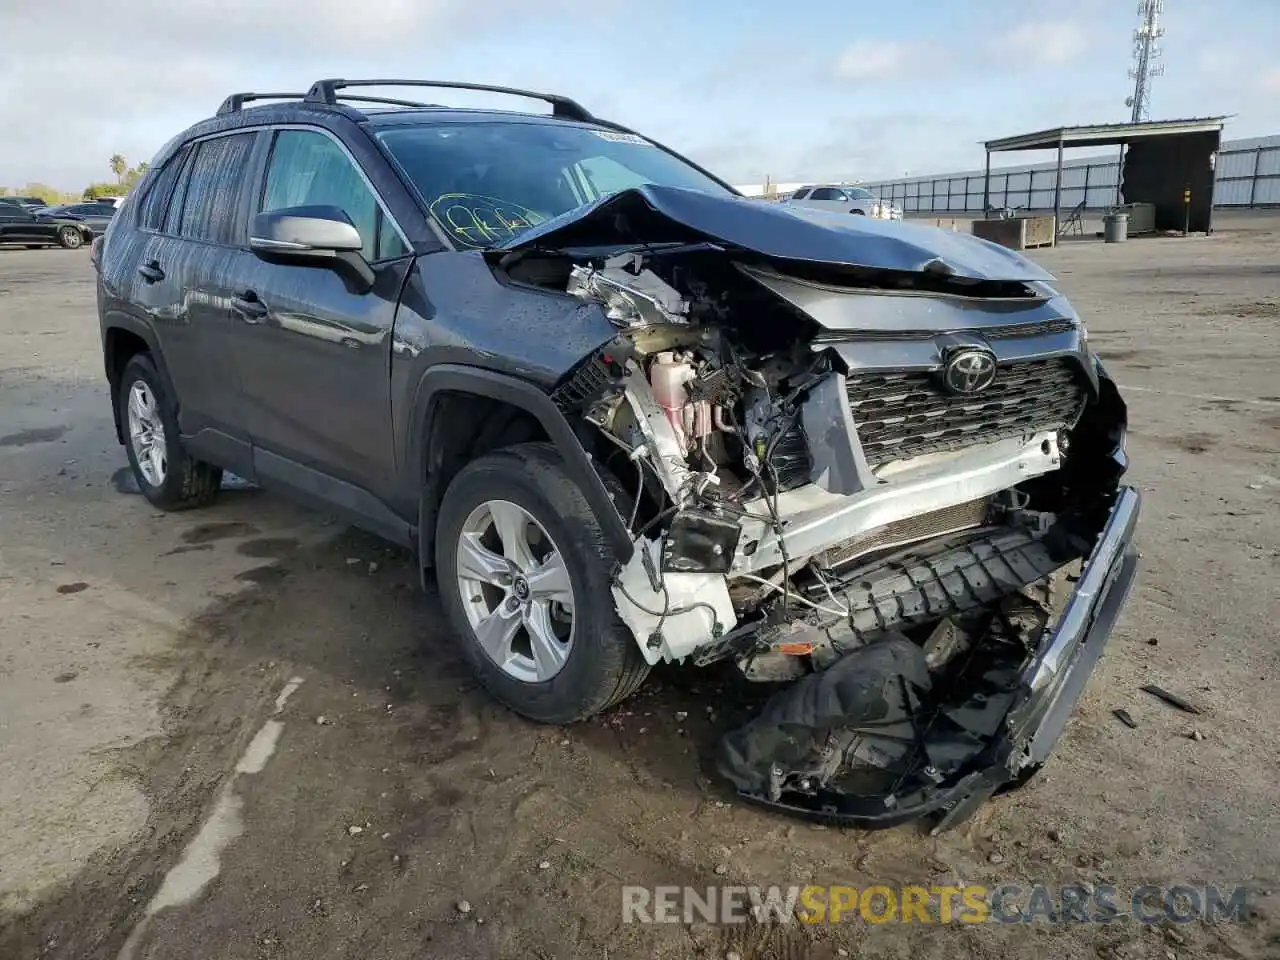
429, 194, 543, 248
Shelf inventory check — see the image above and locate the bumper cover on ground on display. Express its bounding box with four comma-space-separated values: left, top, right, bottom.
723, 485, 1142, 831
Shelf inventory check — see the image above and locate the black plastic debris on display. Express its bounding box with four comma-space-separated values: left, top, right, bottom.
1113, 708, 1138, 729
716, 634, 931, 803
1140, 684, 1201, 715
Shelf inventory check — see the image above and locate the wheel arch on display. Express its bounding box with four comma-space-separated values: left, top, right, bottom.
103, 317, 174, 444
408, 364, 634, 572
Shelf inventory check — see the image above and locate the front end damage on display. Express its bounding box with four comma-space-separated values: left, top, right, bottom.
492, 186, 1140, 830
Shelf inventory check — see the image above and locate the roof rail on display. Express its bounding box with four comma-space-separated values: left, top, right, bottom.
335, 94, 447, 110
217, 92, 308, 116
304, 79, 595, 122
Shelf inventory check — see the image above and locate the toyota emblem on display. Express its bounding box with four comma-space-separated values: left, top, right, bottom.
942, 349, 998, 395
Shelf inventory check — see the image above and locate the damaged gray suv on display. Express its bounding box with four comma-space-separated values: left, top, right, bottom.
95, 79, 1140, 830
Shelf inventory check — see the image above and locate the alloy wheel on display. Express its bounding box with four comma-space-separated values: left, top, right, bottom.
455, 499, 575, 683
127, 380, 167, 487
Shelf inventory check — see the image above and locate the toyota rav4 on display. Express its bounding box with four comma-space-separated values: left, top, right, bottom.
94, 79, 1140, 830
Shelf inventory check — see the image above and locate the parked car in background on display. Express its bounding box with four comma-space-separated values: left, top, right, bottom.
37, 201, 117, 236
88, 195, 129, 209
0, 201, 94, 248
11, 196, 51, 212
785, 185, 902, 220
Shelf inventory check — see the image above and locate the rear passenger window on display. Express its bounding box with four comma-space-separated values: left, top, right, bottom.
259, 130, 406, 262
137, 147, 189, 232
176, 133, 256, 245
163, 149, 193, 236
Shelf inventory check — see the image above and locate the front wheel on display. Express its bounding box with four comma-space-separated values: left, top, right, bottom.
58, 226, 84, 249
435, 442, 649, 723
117, 353, 222, 510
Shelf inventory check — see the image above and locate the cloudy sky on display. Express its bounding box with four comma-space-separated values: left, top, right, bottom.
3, 0, 1277, 192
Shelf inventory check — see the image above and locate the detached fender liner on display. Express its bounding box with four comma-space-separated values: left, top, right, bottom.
718, 635, 934, 824
410, 364, 635, 567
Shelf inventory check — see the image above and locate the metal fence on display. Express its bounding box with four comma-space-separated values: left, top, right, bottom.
859, 134, 1280, 214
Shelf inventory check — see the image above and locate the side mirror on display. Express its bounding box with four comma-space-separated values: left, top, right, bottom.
250, 205, 374, 291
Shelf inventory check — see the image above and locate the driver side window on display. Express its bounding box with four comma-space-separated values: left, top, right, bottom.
260, 130, 406, 262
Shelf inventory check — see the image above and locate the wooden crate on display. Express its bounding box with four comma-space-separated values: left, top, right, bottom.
971, 215, 1057, 250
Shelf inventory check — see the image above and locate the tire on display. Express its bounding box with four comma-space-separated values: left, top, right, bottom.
58, 226, 84, 249
435, 441, 649, 723
117, 353, 222, 510
850, 209, 866, 215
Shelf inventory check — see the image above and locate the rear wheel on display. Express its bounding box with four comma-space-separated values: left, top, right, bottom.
118, 353, 222, 510
435, 442, 649, 723
58, 227, 84, 249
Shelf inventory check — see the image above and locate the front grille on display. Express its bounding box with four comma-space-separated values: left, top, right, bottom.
832, 318, 1078, 342
848, 357, 1087, 468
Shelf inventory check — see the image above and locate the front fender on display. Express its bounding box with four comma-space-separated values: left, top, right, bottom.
408, 363, 634, 568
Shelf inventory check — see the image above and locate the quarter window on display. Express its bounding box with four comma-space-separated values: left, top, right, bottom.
259, 130, 406, 262
137, 146, 190, 233
174, 133, 256, 244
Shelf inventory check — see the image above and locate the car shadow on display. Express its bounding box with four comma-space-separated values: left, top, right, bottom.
165, 500, 780, 808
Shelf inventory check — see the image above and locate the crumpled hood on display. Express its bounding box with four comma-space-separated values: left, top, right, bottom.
497, 184, 1055, 284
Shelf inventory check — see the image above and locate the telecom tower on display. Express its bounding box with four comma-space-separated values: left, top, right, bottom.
1125, 0, 1165, 122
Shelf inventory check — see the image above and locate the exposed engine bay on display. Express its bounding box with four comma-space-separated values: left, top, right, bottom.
494, 198, 1139, 830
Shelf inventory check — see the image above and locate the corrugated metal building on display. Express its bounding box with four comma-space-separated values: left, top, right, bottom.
856, 133, 1280, 214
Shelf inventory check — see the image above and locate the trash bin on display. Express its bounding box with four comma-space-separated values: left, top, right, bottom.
1103, 212, 1129, 243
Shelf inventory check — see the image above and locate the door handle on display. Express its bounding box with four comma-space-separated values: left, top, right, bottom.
231, 291, 269, 324
137, 260, 164, 283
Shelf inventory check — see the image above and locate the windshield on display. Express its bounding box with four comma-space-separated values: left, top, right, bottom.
376, 120, 733, 249
848, 188, 876, 200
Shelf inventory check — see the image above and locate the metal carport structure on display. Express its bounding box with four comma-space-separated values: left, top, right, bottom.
982, 117, 1228, 234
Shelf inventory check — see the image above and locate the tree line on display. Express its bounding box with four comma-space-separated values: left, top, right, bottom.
0, 154, 150, 204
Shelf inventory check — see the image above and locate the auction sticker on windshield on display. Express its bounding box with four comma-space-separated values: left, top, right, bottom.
591, 130, 650, 145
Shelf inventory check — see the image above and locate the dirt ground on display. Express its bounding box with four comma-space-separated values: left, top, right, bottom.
1, 214, 1277, 960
